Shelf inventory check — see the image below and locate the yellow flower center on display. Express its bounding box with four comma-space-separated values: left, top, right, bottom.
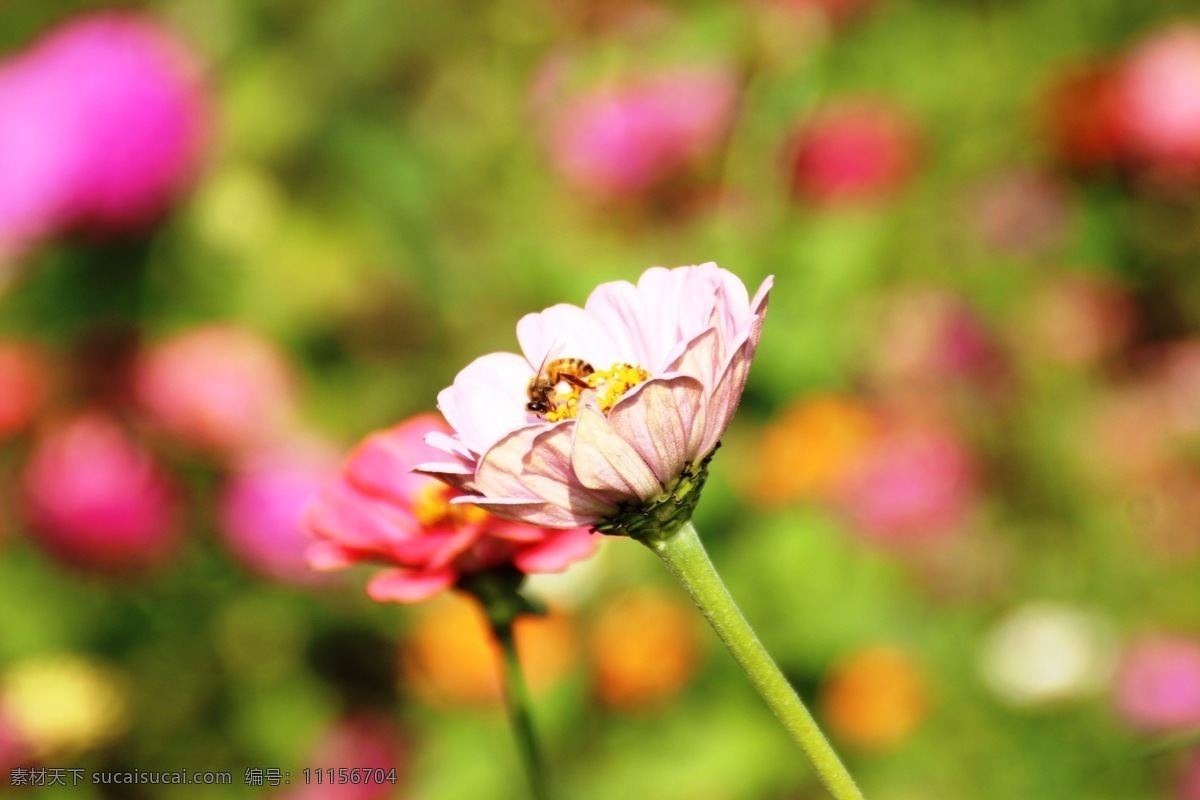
413, 482, 489, 528
545, 362, 651, 423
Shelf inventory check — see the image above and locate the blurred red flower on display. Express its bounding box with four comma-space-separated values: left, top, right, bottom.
787, 99, 920, 206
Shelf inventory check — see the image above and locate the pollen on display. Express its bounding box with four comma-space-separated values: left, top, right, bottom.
545, 362, 651, 422
413, 482, 489, 528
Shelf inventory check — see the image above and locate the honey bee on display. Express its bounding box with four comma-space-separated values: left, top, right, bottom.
526, 356, 595, 416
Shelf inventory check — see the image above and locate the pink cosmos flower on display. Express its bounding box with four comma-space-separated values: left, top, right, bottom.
1115, 25, 1200, 181
787, 99, 920, 206
305, 413, 598, 603
418, 264, 772, 530
0, 12, 207, 245
218, 442, 337, 586
548, 67, 739, 200
20, 412, 179, 573
1115, 635, 1200, 734
133, 324, 298, 456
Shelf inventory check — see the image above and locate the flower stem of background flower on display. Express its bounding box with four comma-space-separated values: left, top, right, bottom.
492, 619, 549, 800
644, 520, 864, 800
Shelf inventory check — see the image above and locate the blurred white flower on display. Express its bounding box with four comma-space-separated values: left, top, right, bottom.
979, 602, 1117, 708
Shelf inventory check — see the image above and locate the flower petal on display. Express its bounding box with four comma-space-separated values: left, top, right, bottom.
423, 429, 475, 461
454, 494, 595, 528
306, 541, 360, 570
698, 312, 765, 457
666, 325, 723, 394
583, 278, 653, 366
571, 395, 661, 500
438, 352, 532, 455
475, 424, 562, 503
607, 375, 705, 486
306, 477, 418, 549
514, 527, 600, 573
750, 274, 774, 319
521, 423, 620, 517
346, 414, 448, 504
411, 460, 477, 494
366, 568, 457, 603
517, 303, 621, 371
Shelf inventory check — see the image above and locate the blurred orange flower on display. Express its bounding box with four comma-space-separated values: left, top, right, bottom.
400, 592, 576, 708
589, 588, 704, 710
751, 394, 876, 505
820, 646, 927, 751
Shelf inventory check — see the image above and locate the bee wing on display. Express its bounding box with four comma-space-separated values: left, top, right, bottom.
529, 337, 568, 377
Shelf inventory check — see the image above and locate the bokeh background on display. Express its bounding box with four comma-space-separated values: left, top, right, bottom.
3, 0, 1200, 798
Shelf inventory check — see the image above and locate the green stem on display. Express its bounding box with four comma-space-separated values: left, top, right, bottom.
642, 519, 864, 800
493, 620, 549, 800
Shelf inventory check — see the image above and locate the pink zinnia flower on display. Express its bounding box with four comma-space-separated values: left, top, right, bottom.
787, 99, 920, 206
418, 264, 772, 530
1115, 635, 1200, 734
548, 67, 738, 200
218, 442, 337, 586
305, 414, 597, 603
133, 324, 298, 456
20, 413, 179, 573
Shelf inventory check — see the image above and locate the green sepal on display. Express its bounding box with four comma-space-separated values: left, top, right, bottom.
591, 445, 718, 547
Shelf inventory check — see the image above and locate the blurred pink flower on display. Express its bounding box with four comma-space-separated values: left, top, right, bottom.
305, 414, 597, 603
0, 57, 83, 248
834, 421, 977, 544
1115, 635, 1200, 734
548, 67, 738, 200
419, 264, 772, 529
867, 289, 1006, 408
970, 170, 1070, 259
134, 324, 298, 456
0, 12, 207, 246
0, 342, 49, 440
219, 442, 338, 585
287, 714, 406, 800
788, 99, 920, 206
21, 413, 179, 572
1116, 25, 1200, 181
